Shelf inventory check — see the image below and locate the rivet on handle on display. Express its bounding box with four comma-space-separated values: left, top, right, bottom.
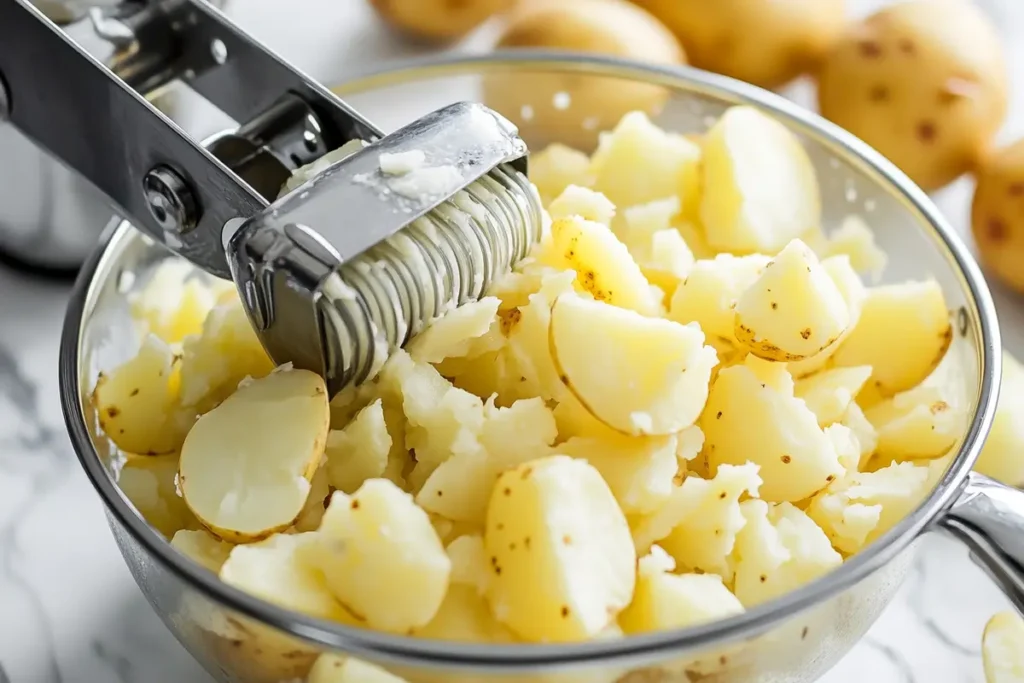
142, 166, 200, 235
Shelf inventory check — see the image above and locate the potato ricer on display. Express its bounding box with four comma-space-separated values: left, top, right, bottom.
0, 0, 543, 397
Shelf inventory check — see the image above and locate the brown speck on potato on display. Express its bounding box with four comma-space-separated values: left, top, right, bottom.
119, 428, 126, 435
858, 40, 882, 58
495, 566, 502, 575
499, 308, 522, 336
930, 401, 950, 414
916, 120, 937, 143
826, 475, 836, 483
524, 536, 531, 549
559, 375, 569, 385
716, 411, 723, 419
283, 650, 305, 660
898, 38, 915, 54
315, 386, 325, 395
491, 555, 498, 566
561, 605, 570, 618
509, 542, 517, 550
760, 383, 766, 389
673, 472, 685, 486
802, 627, 810, 640
129, 388, 140, 397
781, 455, 792, 464
759, 574, 767, 583
350, 499, 361, 510
719, 492, 727, 499
987, 217, 1008, 242
496, 523, 504, 531
800, 328, 812, 340
230, 639, 243, 648
719, 656, 728, 666
521, 467, 533, 479
503, 487, 512, 496
714, 529, 721, 536
1009, 182, 1024, 197
436, 490, 443, 497
869, 85, 889, 102
562, 534, 572, 545
106, 406, 121, 418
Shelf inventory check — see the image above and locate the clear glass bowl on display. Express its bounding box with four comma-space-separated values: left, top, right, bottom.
60, 53, 1013, 683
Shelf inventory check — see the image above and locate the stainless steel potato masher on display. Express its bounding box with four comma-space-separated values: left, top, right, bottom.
0, 0, 542, 397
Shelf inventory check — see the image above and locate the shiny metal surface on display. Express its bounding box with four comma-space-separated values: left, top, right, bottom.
59, 55, 1019, 683
142, 165, 199, 234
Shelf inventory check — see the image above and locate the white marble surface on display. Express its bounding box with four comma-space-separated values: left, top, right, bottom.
2, 1, 1024, 682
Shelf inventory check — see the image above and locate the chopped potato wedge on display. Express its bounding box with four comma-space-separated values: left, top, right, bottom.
506, 270, 576, 403
669, 253, 771, 349
170, 529, 234, 574
620, 546, 744, 634
309, 656, 408, 683
551, 295, 718, 436
732, 500, 842, 607
446, 534, 491, 595
529, 143, 593, 205
618, 198, 695, 295
325, 399, 391, 493
806, 461, 931, 554
118, 454, 198, 538
701, 106, 820, 255
305, 480, 451, 634
841, 402, 878, 465
702, 360, 845, 503
484, 456, 636, 643
975, 351, 1024, 486
983, 611, 1024, 683
548, 185, 616, 226
866, 383, 966, 462
795, 366, 873, 426
822, 216, 887, 280
415, 585, 515, 643
558, 433, 679, 515
734, 239, 850, 361
93, 334, 189, 455
292, 464, 331, 533
539, 215, 658, 315
219, 533, 358, 624
831, 280, 952, 396
179, 369, 329, 542
407, 297, 501, 364
589, 111, 702, 217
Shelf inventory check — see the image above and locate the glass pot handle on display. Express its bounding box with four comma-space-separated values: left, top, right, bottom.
936, 472, 1024, 613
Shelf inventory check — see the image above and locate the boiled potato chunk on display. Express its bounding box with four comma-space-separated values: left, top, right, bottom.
529, 144, 593, 205
701, 106, 820, 255
178, 297, 275, 412
732, 500, 842, 607
734, 239, 851, 361
866, 383, 966, 461
822, 216, 887, 280
292, 464, 331, 533
831, 280, 951, 396
818, 0, 1008, 192
588, 111, 702, 216
368, 0, 510, 42
219, 533, 357, 624
325, 399, 391, 494
407, 297, 501, 364
131, 260, 219, 344
620, 546, 744, 634
118, 453, 198, 538
983, 611, 1024, 683
806, 461, 932, 554
701, 360, 845, 503
841, 402, 879, 465
484, 456, 635, 642
975, 351, 1024, 486
795, 366, 873, 426
618, 197, 695, 295
540, 215, 659, 315
305, 480, 451, 634
179, 369, 329, 542
93, 334, 188, 455
551, 295, 717, 436
505, 270, 576, 404
558, 433, 679, 515
415, 585, 515, 643
548, 185, 616, 226
171, 529, 234, 574
632, 0, 846, 90
669, 253, 770, 349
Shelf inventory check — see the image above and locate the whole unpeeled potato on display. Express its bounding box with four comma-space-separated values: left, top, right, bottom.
972, 139, 1024, 293
368, 0, 512, 42
817, 0, 1008, 192
482, 0, 685, 150
630, 0, 846, 90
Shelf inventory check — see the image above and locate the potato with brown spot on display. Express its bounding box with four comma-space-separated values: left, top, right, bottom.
368, 0, 512, 42
483, 0, 685, 149
817, 0, 1007, 191
972, 139, 1024, 293
631, 0, 846, 89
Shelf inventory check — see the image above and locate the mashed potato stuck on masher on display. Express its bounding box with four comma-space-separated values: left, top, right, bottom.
99, 105, 966, 680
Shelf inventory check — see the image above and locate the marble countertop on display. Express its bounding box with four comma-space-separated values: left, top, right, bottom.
2, 1, 1024, 682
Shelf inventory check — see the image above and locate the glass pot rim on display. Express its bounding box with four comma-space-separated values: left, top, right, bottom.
59, 51, 1001, 673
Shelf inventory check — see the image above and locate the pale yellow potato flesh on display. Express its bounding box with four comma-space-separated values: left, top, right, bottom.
325, 399, 391, 494
795, 366, 873, 427
975, 351, 1024, 486
117, 454, 198, 538
983, 611, 1024, 683
308, 655, 408, 683
551, 294, 718, 436
178, 369, 329, 542
170, 529, 234, 574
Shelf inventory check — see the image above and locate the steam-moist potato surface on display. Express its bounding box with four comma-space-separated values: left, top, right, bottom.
97, 105, 963, 681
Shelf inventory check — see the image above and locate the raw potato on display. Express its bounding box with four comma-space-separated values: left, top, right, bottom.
831, 280, 951, 396
118, 454, 198, 538
484, 456, 636, 643
92, 334, 189, 455
368, 0, 511, 42
982, 611, 1024, 683
620, 546, 744, 634
701, 106, 821, 255
972, 139, 1024, 293
795, 366, 873, 426
734, 239, 851, 361
304, 480, 451, 634
817, 0, 1008, 192
483, 0, 684, 149
170, 529, 234, 574
550, 294, 717, 436
975, 351, 1024, 486
701, 359, 845, 503
178, 369, 330, 542
632, 0, 846, 89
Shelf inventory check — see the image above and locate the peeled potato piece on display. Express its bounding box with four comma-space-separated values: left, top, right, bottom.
130, 260, 219, 344
983, 611, 1024, 683
734, 239, 851, 361
118, 453, 198, 538
831, 280, 951, 396
484, 455, 636, 643
866, 383, 966, 462
551, 294, 718, 436
795, 366, 873, 427
529, 144, 594, 205
701, 106, 821, 255
179, 369, 330, 542
975, 351, 1024, 486
93, 334, 189, 455
170, 529, 234, 574
325, 399, 392, 494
